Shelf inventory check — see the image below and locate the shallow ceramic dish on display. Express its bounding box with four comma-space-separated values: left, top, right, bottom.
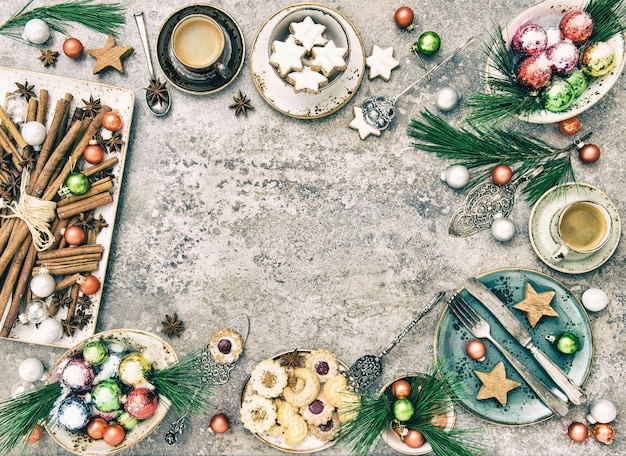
240, 349, 348, 453
529, 182, 620, 274
0, 67, 133, 348
434, 268, 593, 425
486, 0, 625, 123
379, 374, 456, 455
45, 330, 177, 455
156, 4, 245, 95
250, 3, 365, 118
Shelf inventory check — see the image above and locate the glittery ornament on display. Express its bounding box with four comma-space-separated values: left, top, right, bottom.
559, 10, 594, 45
491, 217, 516, 242
118, 352, 151, 386
92, 379, 122, 412
435, 86, 459, 112
581, 288, 609, 312
546, 41, 578, 75
125, 387, 159, 419
441, 164, 470, 189
511, 24, 548, 56
580, 42, 616, 77
61, 358, 94, 391
57, 396, 91, 431
22, 19, 50, 44
83, 340, 109, 365
541, 79, 574, 112
587, 398, 617, 424
515, 54, 552, 91
565, 69, 589, 97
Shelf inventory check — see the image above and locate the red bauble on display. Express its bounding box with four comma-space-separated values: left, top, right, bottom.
209, 413, 230, 434
515, 54, 552, 91
465, 339, 487, 361
567, 422, 590, 442
63, 37, 83, 59
101, 112, 123, 132
579, 144, 601, 163
403, 429, 425, 448
125, 388, 159, 419
27, 425, 43, 443
558, 117, 582, 135
86, 417, 108, 440
83, 143, 105, 164
593, 423, 615, 444
64, 225, 85, 246
559, 9, 594, 45
394, 6, 414, 30
491, 164, 513, 185
80, 274, 101, 295
102, 423, 125, 446
391, 379, 411, 399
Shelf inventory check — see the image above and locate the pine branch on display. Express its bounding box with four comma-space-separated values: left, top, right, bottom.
586, 0, 626, 43
0, 0, 126, 37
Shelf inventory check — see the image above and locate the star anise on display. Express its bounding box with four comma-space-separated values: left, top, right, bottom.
14, 80, 36, 101
20, 148, 39, 170
72, 309, 92, 329
76, 294, 93, 310
82, 95, 102, 118
74, 212, 95, 230
105, 131, 124, 153
161, 313, 184, 337
145, 78, 169, 106
92, 214, 109, 235
0, 150, 12, 172
279, 348, 304, 368
93, 168, 115, 181
61, 317, 79, 337
1, 173, 21, 200
39, 49, 59, 67
229, 90, 254, 117
92, 132, 107, 149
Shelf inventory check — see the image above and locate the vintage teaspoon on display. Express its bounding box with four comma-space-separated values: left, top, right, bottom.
348, 291, 447, 391
134, 12, 171, 116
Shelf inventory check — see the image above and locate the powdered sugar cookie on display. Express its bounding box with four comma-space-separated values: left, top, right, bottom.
269, 35, 306, 78
310, 40, 348, 77
289, 16, 327, 52
286, 66, 328, 94
365, 45, 400, 80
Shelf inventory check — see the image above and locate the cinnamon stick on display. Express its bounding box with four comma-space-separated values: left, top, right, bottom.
0, 238, 30, 337
55, 273, 81, 292
2, 242, 39, 337
37, 244, 104, 260
27, 98, 38, 122
38, 253, 103, 266
65, 283, 80, 331
82, 156, 118, 177
36, 89, 48, 124
33, 262, 99, 276
0, 105, 28, 149
0, 127, 22, 171
54, 93, 74, 148
56, 177, 113, 207
57, 192, 113, 219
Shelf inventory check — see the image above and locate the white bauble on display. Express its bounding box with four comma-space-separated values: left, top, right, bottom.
38, 318, 63, 342
441, 164, 470, 189
587, 399, 617, 424
23, 19, 50, 44
19, 358, 45, 382
581, 288, 609, 312
435, 87, 459, 112
21, 121, 47, 147
491, 217, 515, 242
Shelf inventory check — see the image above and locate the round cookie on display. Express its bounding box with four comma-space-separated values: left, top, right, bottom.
305, 349, 339, 382
308, 414, 341, 442
241, 394, 277, 434
300, 394, 335, 426
209, 328, 244, 364
283, 367, 321, 407
250, 359, 289, 398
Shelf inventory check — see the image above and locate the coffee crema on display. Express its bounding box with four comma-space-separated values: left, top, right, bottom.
559, 202, 609, 252
172, 15, 224, 69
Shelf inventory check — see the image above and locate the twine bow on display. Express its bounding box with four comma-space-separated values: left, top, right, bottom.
0, 170, 57, 251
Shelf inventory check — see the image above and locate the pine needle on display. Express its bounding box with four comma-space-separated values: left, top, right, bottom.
586, 0, 626, 43
0, 0, 126, 38
0, 381, 62, 455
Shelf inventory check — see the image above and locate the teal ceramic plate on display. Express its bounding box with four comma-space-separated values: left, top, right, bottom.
434, 268, 593, 425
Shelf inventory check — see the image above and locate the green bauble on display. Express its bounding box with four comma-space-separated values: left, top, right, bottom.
565, 69, 589, 97
546, 332, 581, 355
118, 411, 139, 430
91, 379, 122, 412
393, 398, 415, 421
541, 79, 575, 112
414, 31, 441, 56
580, 42, 616, 77
83, 340, 109, 365
65, 172, 90, 195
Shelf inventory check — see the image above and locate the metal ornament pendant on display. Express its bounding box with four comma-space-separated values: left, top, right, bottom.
165, 314, 249, 444
448, 167, 542, 237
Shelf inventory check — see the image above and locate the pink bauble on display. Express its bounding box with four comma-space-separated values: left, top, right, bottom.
125, 388, 159, 419
511, 24, 548, 56
515, 54, 552, 91
546, 41, 579, 75
559, 10, 593, 45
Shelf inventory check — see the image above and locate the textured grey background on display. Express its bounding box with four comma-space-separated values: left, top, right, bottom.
0, 0, 624, 455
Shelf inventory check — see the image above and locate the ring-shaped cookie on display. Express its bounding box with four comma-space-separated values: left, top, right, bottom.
283, 367, 321, 407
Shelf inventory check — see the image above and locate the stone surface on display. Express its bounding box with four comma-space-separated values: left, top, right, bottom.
0, 1, 625, 455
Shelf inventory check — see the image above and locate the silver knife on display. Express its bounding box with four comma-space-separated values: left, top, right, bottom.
464, 277, 586, 405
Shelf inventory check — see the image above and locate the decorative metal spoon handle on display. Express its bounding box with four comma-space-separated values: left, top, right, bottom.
379, 291, 447, 357
134, 12, 156, 80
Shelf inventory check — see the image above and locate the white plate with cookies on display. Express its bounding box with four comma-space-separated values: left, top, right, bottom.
250, 3, 365, 119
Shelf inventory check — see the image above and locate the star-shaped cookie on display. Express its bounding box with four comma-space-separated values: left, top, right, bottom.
474, 361, 521, 406
513, 282, 559, 328
290, 16, 327, 52
365, 45, 400, 80
86, 35, 134, 74
286, 66, 328, 94
349, 106, 381, 140
310, 40, 348, 77
269, 35, 306, 78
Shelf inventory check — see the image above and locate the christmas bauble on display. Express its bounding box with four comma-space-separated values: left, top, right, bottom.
580, 42, 616, 77
86, 417, 108, 439
491, 164, 513, 185
403, 429, 425, 448
581, 288, 609, 312
546, 41, 578, 75
579, 143, 601, 163
511, 24, 548, 56
541, 79, 574, 112
30, 269, 56, 298
18, 358, 45, 383
435, 87, 459, 112
441, 164, 470, 189
568, 421, 590, 442
125, 387, 159, 419
83, 143, 105, 164
57, 396, 91, 431
101, 111, 123, 131
209, 413, 230, 433
92, 379, 122, 412
558, 117, 582, 135
21, 299, 48, 324
559, 9, 594, 45
546, 331, 580, 354
38, 317, 63, 342
27, 424, 43, 443
63, 37, 83, 58
394, 6, 414, 30
103, 423, 125, 446
11, 381, 35, 397
21, 121, 47, 147
79, 274, 101, 295
515, 54, 552, 91
491, 217, 516, 242
65, 172, 90, 195
64, 225, 85, 246
391, 379, 411, 398
83, 340, 109, 365
587, 399, 617, 424
465, 339, 487, 361
118, 412, 139, 430
565, 69, 589, 97
416, 31, 441, 56
23, 19, 50, 45
61, 358, 94, 391
593, 423, 615, 444
118, 353, 151, 386
393, 398, 415, 421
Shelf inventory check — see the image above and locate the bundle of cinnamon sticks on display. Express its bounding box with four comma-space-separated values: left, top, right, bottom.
0, 86, 119, 340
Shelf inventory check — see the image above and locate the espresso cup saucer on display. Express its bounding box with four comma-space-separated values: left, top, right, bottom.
529, 182, 621, 274
157, 4, 245, 95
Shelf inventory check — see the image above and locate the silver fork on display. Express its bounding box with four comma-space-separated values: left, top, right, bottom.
449, 294, 570, 417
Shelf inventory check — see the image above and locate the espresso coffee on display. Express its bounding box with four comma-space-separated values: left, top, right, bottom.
172, 15, 224, 70
559, 201, 609, 252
